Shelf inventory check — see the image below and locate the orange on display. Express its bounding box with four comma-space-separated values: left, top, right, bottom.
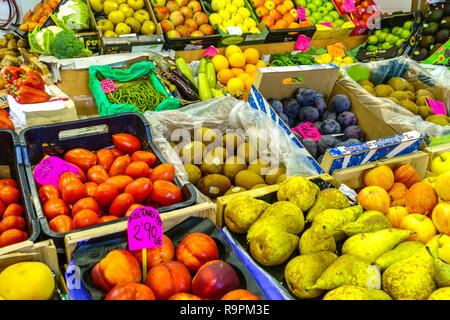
275, 19, 288, 29
299, 20, 311, 28
255, 60, 267, 68
282, 13, 294, 24
244, 64, 258, 76
227, 77, 245, 95
211, 54, 229, 72
243, 48, 260, 65
217, 69, 234, 85
237, 72, 251, 82
269, 9, 282, 21
283, 0, 294, 10
228, 52, 246, 68
261, 15, 275, 27
288, 22, 301, 29
231, 67, 244, 77
243, 77, 254, 91
224, 45, 242, 58
275, 4, 288, 14
273, 0, 282, 5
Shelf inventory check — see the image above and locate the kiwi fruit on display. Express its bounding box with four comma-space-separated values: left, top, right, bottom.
184, 164, 202, 185
358, 80, 374, 88
363, 85, 376, 95
224, 186, 247, 196
180, 141, 206, 164
374, 84, 394, 97
399, 100, 419, 114
265, 167, 286, 185
388, 77, 410, 91
201, 152, 224, 175
223, 156, 247, 181
198, 174, 232, 198
389, 91, 409, 101
247, 158, 272, 176
234, 170, 265, 190
237, 142, 258, 163
194, 127, 219, 146
222, 133, 245, 152
418, 105, 434, 119
426, 114, 450, 126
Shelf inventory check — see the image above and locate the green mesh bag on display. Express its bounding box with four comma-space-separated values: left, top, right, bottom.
89, 60, 181, 116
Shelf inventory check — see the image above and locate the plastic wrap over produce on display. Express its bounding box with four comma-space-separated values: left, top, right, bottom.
144, 96, 322, 202
339, 57, 450, 144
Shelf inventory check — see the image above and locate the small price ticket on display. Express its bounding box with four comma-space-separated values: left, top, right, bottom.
292, 122, 323, 142
319, 21, 333, 28
33, 156, 79, 188
100, 79, 117, 94
297, 6, 306, 21
343, 0, 357, 12
201, 46, 218, 58
295, 34, 311, 52
426, 98, 447, 116
127, 206, 163, 251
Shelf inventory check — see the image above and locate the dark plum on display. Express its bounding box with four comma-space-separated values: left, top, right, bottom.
319, 119, 341, 135
337, 111, 357, 128
278, 112, 290, 126
331, 94, 351, 114
337, 138, 361, 147
314, 96, 328, 116
317, 135, 339, 155
282, 98, 301, 122
321, 110, 337, 122
294, 88, 317, 106
301, 138, 317, 158
268, 98, 283, 115
344, 125, 365, 141
298, 106, 320, 123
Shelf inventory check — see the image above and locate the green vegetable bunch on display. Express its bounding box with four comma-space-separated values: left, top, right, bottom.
269, 52, 317, 67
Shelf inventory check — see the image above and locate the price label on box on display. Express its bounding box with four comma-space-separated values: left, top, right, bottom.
127, 206, 163, 251
292, 122, 322, 141
33, 156, 80, 188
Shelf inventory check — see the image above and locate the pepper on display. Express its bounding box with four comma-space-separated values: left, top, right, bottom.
2, 66, 26, 83
16, 70, 46, 91
13, 85, 51, 104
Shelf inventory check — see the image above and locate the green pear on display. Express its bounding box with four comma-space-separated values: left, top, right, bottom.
299, 223, 336, 255
427, 287, 450, 300
322, 285, 393, 300
307, 254, 381, 291
224, 194, 270, 234
382, 246, 437, 300
375, 241, 425, 271
342, 228, 414, 263
433, 256, 450, 287
305, 188, 351, 223
246, 201, 304, 242
284, 251, 338, 299
249, 226, 299, 267
340, 210, 392, 237
312, 205, 364, 242
277, 176, 320, 212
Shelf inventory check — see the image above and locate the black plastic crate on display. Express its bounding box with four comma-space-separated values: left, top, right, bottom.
355, 11, 425, 62
163, 32, 222, 51
19, 113, 196, 258
69, 216, 266, 300
0, 129, 40, 250
264, 25, 316, 44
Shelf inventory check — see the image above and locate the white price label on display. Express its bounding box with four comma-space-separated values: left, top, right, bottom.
227, 26, 243, 35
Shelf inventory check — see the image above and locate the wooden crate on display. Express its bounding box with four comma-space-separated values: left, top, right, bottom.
0, 240, 68, 299
64, 201, 216, 263
215, 174, 336, 228
331, 151, 430, 191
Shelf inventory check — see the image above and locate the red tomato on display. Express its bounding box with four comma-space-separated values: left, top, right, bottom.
110, 148, 125, 158
87, 165, 110, 185
112, 133, 142, 154
105, 175, 133, 192
66, 163, 87, 182
109, 193, 135, 217
0, 186, 20, 205
85, 182, 98, 198
124, 178, 153, 203
49, 215, 74, 233
43, 198, 69, 220
64, 148, 97, 171
94, 182, 120, 207
131, 151, 157, 167
0, 229, 28, 247
58, 172, 81, 191
0, 179, 18, 189
149, 163, 176, 183
109, 154, 131, 177
98, 215, 119, 224
61, 181, 87, 205
38, 185, 61, 205
73, 209, 99, 229
72, 197, 100, 216
3, 203, 24, 218
150, 180, 183, 207
144, 197, 161, 209
0, 199, 5, 218
0, 216, 26, 233
96, 149, 115, 171
125, 161, 150, 179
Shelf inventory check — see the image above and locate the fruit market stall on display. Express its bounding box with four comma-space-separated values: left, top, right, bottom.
0, 0, 450, 305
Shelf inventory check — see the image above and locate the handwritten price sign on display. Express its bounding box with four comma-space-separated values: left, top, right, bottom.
33, 156, 79, 188
426, 98, 447, 116
297, 6, 306, 21
343, 0, 356, 12
127, 206, 163, 251
292, 122, 322, 142
100, 79, 117, 94
295, 34, 311, 51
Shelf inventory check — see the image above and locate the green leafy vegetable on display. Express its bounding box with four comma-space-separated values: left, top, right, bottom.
56, 0, 91, 32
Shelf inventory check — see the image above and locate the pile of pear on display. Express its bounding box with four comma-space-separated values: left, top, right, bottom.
358, 77, 450, 126
224, 176, 450, 300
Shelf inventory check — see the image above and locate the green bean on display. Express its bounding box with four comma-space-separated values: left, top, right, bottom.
106, 80, 164, 112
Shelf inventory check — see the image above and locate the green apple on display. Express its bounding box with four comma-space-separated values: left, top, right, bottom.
141, 20, 156, 35
399, 29, 411, 39
366, 45, 377, 52
322, 14, 334, 22
334, 18, 344, 26
97, 18, 115, 32
377, 32, 387, 42
395, 39, 404, 46
125, 16, 142, 33
324, 1, 334, 11
381, 42, 392, 50
403, 20, 413, 31
389, 35, 399, 45
392, 26, 401, 35
308, 16, 316, 24
304, 8, 311, 16
296, 0, 307, 7
306, 3, 317, 11
311, 12, 322, 21
382, 27, 391, 34
312, 0, 322, 7
374, 29, 382, 36
385, 34, 394, 43
367, 35, 378, 45
431, 152, 450, 175
317, 7, 328, 15
329, 10, 340, 20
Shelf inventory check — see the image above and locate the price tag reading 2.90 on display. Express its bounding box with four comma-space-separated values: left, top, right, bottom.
127, 206, 163, 251
292, 122, 322, 142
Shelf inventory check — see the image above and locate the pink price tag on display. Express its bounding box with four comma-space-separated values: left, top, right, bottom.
100, 79, 117, 94
292, 122, 322, 142
294, 34, 311, 51
297, 6, 306, 21
202, 46, 219, 58
127, 206, 163, 251
427, 98, 447, 115
33, 156, 80, 188
343, 0, 356, 12
319, 21, 333, 28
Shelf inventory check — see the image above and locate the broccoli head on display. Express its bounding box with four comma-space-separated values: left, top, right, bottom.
50, 31, 92, 59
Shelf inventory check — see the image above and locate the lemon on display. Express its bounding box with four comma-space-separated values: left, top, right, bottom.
232, 0, 245, 8
0, 262, 55, 300
211, 0, 226, 11
243, 17, 256, 29
227, 77, 245, 95
319, 53, 333, 64
333, 56, 343, 63
219, 9, 231, 20
237, 24, 248, 33
223, 18, 235, 27
225, 44, 242, 58
249, 26, 260, 33
226, 4, 238, 14
212, 54, 230, 72
209, 13, 223, 25
237, 7, 251, 18
231, 13, 244, 25
218, 24, 228, 33
343, 56, 354, 64
229, 52, 246, 68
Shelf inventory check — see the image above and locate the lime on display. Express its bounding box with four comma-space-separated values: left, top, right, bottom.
390, 35, 399, 45
392, 26, 402, 35
377, 32, 387, 42
403, 20, 413, 31
329, 10, 340, 20
396, 39, 404, 46
367, 35, 379, 45
382, 27, 391, 34
385, 34, 394, 43
399, 29, 411, 39
374, 30, 383, 36
381, 42, 392, 50
366, 45, 377, 52
323, 14, 334, 22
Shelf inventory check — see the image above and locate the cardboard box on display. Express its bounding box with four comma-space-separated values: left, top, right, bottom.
251, 64, 423, 174
86, 0, 165, 55
311, 7, 356, 40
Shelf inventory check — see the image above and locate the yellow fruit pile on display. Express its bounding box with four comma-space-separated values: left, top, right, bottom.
209, 0, 261, 34
211, 45, 266, 95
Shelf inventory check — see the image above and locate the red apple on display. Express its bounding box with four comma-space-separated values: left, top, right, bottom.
190, 30, 204, 38
154, 6, 170, 21
400, 213, 437, 244
169, 10, 185, 26
166, 0, 180, 13
187, 1, 202, 13
160, 19, 175, 32
192, 260, 240, 300
176, 24, 191, 37
193, 12, 208, 26
198, 24, 213, 35
166, 29, 182, 38
179, 6, 193, 18
184, 18, 198, 32
175, 0, 188, 7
